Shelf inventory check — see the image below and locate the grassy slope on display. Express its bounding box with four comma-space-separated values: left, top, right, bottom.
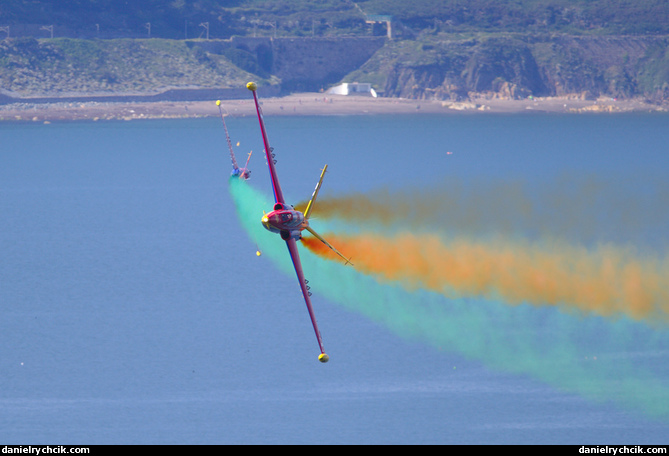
2, 0, 669, 38
0, 38, 258, 96
1, 1, 668, 99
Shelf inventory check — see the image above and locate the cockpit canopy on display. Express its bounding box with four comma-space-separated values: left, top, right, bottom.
280, 212, 293, 222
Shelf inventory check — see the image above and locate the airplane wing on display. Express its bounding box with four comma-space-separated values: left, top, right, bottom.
285, 237, 327, 359
305, 226, 353, 265
216, 100, 239, 171
248, 83, 285, 205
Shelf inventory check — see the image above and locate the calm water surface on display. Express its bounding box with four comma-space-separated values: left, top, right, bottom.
0, 114, 668, 444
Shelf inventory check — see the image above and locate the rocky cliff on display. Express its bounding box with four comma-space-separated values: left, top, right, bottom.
0, 34, 667, 103
350, 34, 669, 102
197, 36, 386, 91
0, 36, 386, 101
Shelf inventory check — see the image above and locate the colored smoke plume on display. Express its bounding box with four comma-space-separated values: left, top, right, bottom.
229, 178, 669, 419
299, 176, 669, 246
302, 232, 669, 325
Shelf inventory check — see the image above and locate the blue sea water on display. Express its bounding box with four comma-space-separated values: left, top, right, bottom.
0, 113, 668, 444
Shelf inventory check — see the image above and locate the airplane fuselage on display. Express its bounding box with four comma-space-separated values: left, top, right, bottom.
231, 167, 251, 179
261, 202, 307, 240
247, 80, 350, 362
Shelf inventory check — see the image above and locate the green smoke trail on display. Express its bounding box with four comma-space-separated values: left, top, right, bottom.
229, 178, 669, 419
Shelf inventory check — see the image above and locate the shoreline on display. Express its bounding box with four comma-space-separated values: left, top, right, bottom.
1, 93, 667, 122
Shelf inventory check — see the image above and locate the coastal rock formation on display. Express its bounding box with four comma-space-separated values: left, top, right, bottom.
0, 34, 667, 104
363, 35, 669, 102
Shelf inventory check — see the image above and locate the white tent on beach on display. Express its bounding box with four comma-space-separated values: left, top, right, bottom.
326, 82, 378, 98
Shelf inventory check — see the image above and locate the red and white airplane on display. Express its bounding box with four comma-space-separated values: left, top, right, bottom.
247, 81, 352, 363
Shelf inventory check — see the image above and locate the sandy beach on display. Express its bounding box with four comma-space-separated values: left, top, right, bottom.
1, 92, 667, 122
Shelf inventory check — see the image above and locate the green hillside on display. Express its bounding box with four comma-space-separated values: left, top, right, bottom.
0, 37, 259, 96
357, 0, 669, 34
1, 0, 668, 38
1, 1, 668, 102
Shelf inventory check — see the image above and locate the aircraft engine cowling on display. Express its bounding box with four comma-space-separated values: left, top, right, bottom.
280, 230, 302, 241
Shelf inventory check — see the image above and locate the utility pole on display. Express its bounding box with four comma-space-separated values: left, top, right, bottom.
41, 25, 54, 38
145, 22, 151, 37
199, 22, 209, 40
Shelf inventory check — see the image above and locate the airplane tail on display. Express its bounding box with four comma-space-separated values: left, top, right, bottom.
303, 165, 353, 265
243, 151, 252, 171
304, 165, 327, 220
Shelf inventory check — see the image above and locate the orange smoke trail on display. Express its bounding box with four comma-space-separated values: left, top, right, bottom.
301, 233, 669, 324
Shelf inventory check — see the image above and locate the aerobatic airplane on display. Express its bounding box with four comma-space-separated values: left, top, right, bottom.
217, 99, 251, 180
247, 81, 352, 363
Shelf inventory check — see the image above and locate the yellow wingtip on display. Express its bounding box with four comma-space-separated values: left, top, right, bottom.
246, 81, 257, 91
